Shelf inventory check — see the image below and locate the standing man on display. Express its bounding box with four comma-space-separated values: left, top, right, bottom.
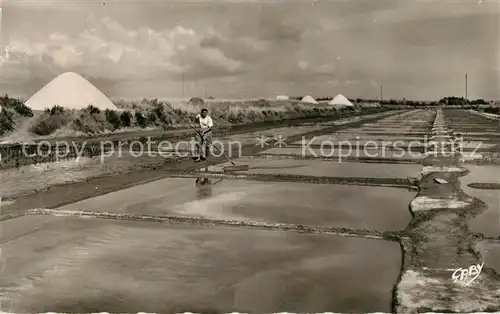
194, 108, 213, 162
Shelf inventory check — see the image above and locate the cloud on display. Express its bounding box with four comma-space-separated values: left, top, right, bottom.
2, 14, 244, 83
319, 0, 496, 33
297, 61, 308, 70
314, 64, 335, 75
2, 1, 499, 100
200, 30, 267, 64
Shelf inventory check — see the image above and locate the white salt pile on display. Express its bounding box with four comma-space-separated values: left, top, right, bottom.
25, 72, 118, 111
329, 94, 355, 109
300, 95, 318, 104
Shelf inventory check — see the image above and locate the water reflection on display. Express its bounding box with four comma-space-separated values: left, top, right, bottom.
195, 177, 213, 199
195, 173, 224, 200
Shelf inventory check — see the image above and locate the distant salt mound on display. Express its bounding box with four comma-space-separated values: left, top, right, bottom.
329, 94, 354, 109
276, 95, 289, 101
26, 72, 118, 111
300, 95, 318, 104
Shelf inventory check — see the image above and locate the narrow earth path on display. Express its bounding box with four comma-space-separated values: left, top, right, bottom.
394, 108, 500, 313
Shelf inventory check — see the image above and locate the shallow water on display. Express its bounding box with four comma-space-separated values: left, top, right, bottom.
477, 241, 500, 275
1, 215, 401, 313
461, 165, 500, 237
215, 157, 422, 178
56, 178, 414, 231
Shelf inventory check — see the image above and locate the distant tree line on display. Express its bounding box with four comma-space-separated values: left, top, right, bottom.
437, 97, 488, 106
290, 95, 494, 106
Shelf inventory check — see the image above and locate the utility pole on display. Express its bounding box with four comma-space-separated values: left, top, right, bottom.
465, 74, 468, 101
380, 85, 383, 102
204, 85, 207, 99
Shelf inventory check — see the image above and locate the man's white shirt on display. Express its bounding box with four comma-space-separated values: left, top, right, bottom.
196, 114, 213, 131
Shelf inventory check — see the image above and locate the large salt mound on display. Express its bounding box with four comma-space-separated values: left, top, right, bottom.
328, 94, 354, 109
26, 72, 118, 111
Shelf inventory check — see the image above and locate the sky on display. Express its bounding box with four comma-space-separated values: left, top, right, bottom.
0, 0, 499, 101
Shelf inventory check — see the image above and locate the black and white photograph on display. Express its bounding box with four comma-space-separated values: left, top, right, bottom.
0, 0, 499, 312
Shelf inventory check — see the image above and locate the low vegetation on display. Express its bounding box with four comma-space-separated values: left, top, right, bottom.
0, 94, 34, 136
481, 106, 500, 115
0, 106, 15, 136
29, 101, 364, 136
0, 96, 365, 137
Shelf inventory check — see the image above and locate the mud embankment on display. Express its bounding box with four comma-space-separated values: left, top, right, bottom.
393, 109, 500, 313
468, 109, 500, 121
